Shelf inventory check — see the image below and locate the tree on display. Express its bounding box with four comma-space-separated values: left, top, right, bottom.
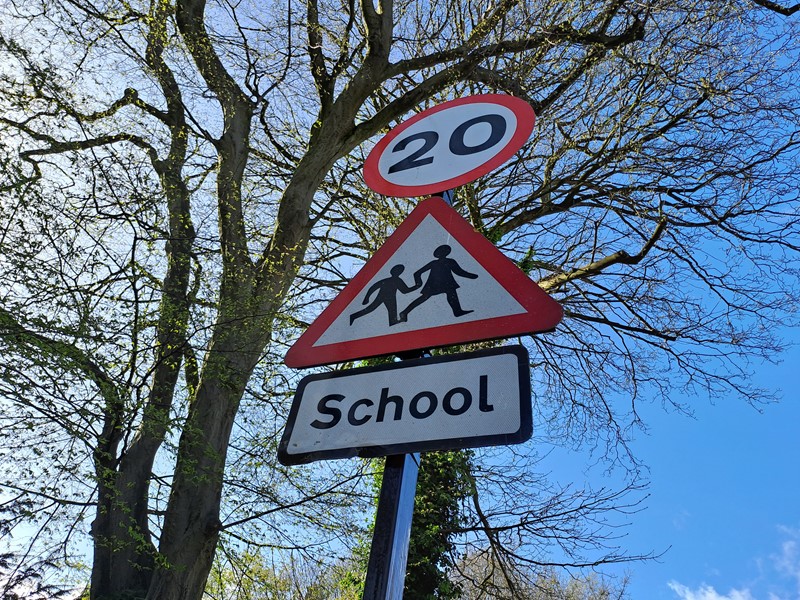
1, 1, 799, 599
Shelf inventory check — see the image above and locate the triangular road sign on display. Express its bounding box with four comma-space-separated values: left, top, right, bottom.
285, 197, 562, 368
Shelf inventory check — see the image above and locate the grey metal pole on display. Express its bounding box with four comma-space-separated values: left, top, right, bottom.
362, 452, 420, 600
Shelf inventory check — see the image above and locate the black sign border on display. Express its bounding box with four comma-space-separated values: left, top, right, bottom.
278, 345, 532, 465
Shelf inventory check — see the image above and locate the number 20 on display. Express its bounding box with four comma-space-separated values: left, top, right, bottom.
387, 114, 507, 174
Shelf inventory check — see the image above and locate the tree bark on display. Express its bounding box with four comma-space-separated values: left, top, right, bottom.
148, 322, 267, 599
90, 2, 195, 594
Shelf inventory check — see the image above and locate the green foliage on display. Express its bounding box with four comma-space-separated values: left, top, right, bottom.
325, 533, 371, 599
404, 451, 473, 599
204, 549, 364, 600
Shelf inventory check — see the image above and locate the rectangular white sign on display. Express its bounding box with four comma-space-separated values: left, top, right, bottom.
278, 346, 531, 465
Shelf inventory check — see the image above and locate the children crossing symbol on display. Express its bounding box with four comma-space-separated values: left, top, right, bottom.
349, 245, 479, 328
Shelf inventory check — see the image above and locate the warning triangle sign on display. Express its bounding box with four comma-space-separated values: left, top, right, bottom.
285, 197, 562, 368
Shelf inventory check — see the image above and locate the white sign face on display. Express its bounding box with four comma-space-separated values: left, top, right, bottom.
363, 94, 535, 197
278, 346, 531, 465
312, 214, 526, 348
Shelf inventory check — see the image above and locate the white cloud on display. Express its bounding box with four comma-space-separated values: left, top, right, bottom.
667, 525, 800, 600
668, 581, 756, 600
772, 526, 800, 594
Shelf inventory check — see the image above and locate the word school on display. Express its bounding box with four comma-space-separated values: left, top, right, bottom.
310, 376, 495, 430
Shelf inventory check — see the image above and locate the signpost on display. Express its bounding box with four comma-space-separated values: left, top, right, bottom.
362, 453, 419, 600
281, 94, 559, 599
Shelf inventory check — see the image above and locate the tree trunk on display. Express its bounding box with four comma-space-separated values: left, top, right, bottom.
143, 265, 270, 598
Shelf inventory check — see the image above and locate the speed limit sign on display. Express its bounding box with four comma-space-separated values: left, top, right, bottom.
364, 94, 535, 197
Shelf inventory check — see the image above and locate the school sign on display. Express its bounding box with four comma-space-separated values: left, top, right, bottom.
281, 94, 562, 462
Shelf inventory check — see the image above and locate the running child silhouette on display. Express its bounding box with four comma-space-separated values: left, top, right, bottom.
349, 265, 414, 326
399, 244, 478, 322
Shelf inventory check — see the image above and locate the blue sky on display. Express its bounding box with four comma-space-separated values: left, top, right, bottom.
601, 332, 800, 599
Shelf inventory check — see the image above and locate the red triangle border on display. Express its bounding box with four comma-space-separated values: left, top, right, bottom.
285, 197, 562, 368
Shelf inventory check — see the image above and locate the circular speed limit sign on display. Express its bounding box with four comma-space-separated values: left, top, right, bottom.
364, 94, 535, 197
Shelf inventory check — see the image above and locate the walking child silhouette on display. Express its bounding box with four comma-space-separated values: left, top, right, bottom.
349, 264, 414, 326
399, 244, 478, 322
